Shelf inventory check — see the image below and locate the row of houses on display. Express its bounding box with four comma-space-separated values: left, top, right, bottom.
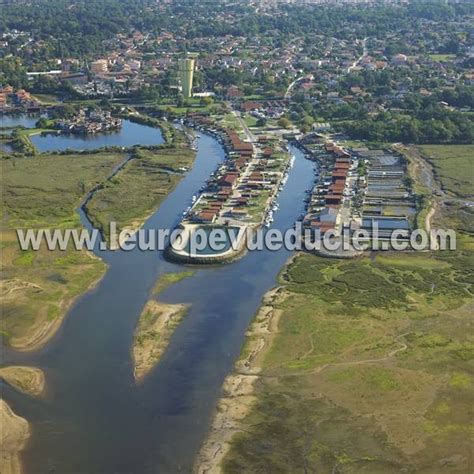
0, 85, 39, 111
182, 114, 287, 226
182, 117, 256, 224
300, 141, 415, 243
303, 142, 356, 235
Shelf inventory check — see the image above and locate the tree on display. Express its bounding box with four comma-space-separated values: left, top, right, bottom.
278, 117, 291, 129
201, 96, 214, 107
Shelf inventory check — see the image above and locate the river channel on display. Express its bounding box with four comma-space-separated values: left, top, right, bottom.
2, 132, 315, 473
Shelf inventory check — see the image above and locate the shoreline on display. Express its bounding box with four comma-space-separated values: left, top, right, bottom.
7, 134, 197, 351
164, 223, 249, 265
166, 120, 292, 265
7, 256, 107, 353
132, 300, 190, 383
0, 400, 30, 474
0, 366, 46, 398
194, 285, 285, 474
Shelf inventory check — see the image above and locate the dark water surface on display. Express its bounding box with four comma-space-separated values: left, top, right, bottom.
1, 114, 41, 129
30, 120, 164, 152
2, 135, 315, 473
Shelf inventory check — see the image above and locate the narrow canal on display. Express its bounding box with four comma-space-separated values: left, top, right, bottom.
2, 135, 315, 473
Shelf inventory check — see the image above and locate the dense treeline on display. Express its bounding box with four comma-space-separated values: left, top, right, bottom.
342, 111, 474, 144
1, 0, 472, 60
0, 0, 151, 57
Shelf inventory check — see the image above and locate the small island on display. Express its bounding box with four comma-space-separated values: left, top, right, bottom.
132, 300, 189, 382
54, 108, 122, 135
132, 271, 195, 382
0, 366, 46, 398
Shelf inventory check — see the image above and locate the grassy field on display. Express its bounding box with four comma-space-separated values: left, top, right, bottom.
2, 153, 125, 228
242, 114, 258, 128
1, 152, 125, 349
1, 114, 197, 349
221, 113, 242, 131
223, 248, 473, 473
428, 54, 457, 62
31, 93, 61, 105
418, 145, 474, 198
85, 146, 195, 240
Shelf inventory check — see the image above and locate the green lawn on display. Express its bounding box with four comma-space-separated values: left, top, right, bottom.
428, 54, 456, 61
242, 114, 258, 127
221, 113, 242, 131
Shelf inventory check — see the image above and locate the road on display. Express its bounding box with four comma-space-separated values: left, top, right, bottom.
347, 37, 368, 73
284, 75, 310, 99
232, 109, 256, 142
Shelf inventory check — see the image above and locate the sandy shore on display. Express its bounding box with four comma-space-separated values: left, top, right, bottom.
0, 400, 30, 474
0, 366, 46, 398
132, 300, 190, 382
6, 258, 107, 352
108, 218, 149, 251
194, 287, 285, 474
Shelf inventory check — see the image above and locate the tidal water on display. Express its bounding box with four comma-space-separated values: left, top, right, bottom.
2, 134, 315, 473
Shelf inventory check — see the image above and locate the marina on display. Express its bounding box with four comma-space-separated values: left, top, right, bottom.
167, 117, 293, 262
297, 136, 415, 249
3, 135, 315, 473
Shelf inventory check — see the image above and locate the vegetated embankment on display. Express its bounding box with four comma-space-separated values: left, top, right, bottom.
198, 246, 473, 472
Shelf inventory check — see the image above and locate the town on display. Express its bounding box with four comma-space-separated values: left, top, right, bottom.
0, 2, 472, 474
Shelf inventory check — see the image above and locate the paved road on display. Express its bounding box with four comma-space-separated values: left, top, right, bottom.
347, 37, 368, 73
232, 110, 256, 142
284, 75, 309, 99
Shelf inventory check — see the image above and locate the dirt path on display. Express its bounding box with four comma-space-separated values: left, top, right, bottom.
270, 332, 411, 379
